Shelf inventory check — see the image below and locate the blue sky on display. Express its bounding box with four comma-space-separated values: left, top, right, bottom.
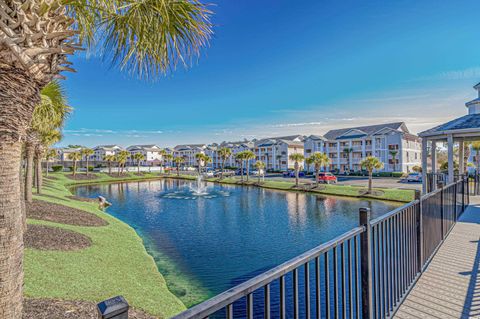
62, 0, 480, 147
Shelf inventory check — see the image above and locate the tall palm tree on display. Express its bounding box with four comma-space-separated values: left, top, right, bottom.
0, 2, 212, 314
81, 148, 94, 176
343, 147, 353, 173
310, 152, 330, 186
103, 154, 116, 175
254, 160, 266, 183
235, 152, 246, 182
389, 150, 398, 172
132, 153, 146, 174
243, 151, 256, 182
305, 156, 313, 174
471, 142, 480, 174
195, 153, 205, 174
173, 157, 185, 176
36, 129, 62, 194
25, 81, 70, 202
44, 149, 58, 177
159, 149, 168, 173
289, 153, 305, 187
218, 147, 232, 179
68, 152, 82, 177
116, 150, 130, 176
203, 155, 212, 173
164, 154, 174, 174
360, 156, 384, 194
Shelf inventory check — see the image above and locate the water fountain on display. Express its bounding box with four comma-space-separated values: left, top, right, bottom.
190, 174, 208, 195
159, 173, 230, 200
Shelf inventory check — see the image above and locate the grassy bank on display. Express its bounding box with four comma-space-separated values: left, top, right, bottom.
59, 171, 414, 203
202, 177, 414, 203
26, 174, 186, 318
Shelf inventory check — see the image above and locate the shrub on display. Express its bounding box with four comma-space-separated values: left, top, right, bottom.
68, 166, 74, 172
87, 166, 94, 172
51, 165, 63, 172
392, 172, 404, 178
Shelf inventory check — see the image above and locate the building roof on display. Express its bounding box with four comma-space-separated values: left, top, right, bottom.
419, 113, 480, 137
324, 122, 407, 140
94, 145, 122, 151
127, 144, 161, 152
305, 134, 326, 141
174, 144, 206, 151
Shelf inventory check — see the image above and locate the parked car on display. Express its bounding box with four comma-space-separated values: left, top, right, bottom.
406, 172, 422, 182
318, 172, 337, 184
283, 170, 306, 178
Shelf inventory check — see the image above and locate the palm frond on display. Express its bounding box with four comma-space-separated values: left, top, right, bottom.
66, 0, 213, 79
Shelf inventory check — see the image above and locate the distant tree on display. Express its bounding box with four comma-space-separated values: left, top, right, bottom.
310, 152, 330, 186
218, 147, 232, 179
361, 156, 384, 194
202, 155, 212, 173
159, 149, 168, 172
116, 150, 130, 176
164, 154, 174, 174
412, 165, 422, 173
103, 154, 116, 175
68, 152, 82, 177
235, 152, 246, 181
173, 157, 185, 176
305, 156, 313, 173
243, 151, 256, 182
289, 153, 305, 187
254, 160, 266, 183
132, 153, 146, 174
81, 148, 94, 176
195, 153, 206, 174
389, 150, 398, 172
44, 149, 58, 177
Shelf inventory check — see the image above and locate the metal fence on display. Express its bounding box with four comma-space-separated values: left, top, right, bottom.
172, 179, 468, 319
426, 172, 479, 195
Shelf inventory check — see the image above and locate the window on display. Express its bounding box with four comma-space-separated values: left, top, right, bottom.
306, 149, 312, 153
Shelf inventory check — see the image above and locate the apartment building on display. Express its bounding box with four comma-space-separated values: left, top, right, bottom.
90, 145, 123, 162
255, 135, 305, 171
127, 144, 163, 165
308, 122, 421, 173
173, 144, 207, 168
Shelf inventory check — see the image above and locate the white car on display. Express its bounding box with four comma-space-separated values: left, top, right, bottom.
406, 173, 422, 182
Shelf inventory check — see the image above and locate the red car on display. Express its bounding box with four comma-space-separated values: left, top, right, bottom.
318, 172, 337, 184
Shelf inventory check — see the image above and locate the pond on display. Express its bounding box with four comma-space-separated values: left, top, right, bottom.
74, 178, 402, 307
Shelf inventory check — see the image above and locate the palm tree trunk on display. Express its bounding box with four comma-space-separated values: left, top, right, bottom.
315, 168, 319, 186
221, 160, 225, 179
86, 158, 89, 176
108, 162, 112, 175
368, 171, 373, 194
0, 65, 41, 318
246, 161, 250, 182
35, 154, 42, 194
137, 161, 140, 174
24, 143, 34, 203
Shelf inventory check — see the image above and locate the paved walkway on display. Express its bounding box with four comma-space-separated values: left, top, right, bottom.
394, 197, 480, 319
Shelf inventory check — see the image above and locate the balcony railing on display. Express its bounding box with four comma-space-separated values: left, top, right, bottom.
172, 179, 468, 319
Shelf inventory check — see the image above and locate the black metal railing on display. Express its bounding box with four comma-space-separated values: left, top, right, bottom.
172, 179, 469, 319
426, 172, 479, 195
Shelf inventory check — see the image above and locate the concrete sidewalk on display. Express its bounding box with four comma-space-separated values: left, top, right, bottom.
394, 197, 480, 319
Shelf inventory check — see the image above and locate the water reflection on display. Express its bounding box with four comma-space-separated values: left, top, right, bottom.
74, 179, 401, 305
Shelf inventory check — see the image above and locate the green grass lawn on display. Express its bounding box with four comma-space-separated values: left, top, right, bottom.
26, 173, 186, 318
202, 176, 414, 202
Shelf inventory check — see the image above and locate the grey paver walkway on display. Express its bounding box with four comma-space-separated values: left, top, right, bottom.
394, 197, 480, 319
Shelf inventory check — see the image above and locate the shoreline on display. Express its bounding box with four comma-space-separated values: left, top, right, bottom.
64, 171, 414, 203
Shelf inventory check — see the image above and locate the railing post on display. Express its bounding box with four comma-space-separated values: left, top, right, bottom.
359, 207, 373, 319
438, 181, 444, 239
414, 190, 423, 272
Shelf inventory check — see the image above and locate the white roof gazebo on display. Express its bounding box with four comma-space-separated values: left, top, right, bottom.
419, 82, 480, 193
